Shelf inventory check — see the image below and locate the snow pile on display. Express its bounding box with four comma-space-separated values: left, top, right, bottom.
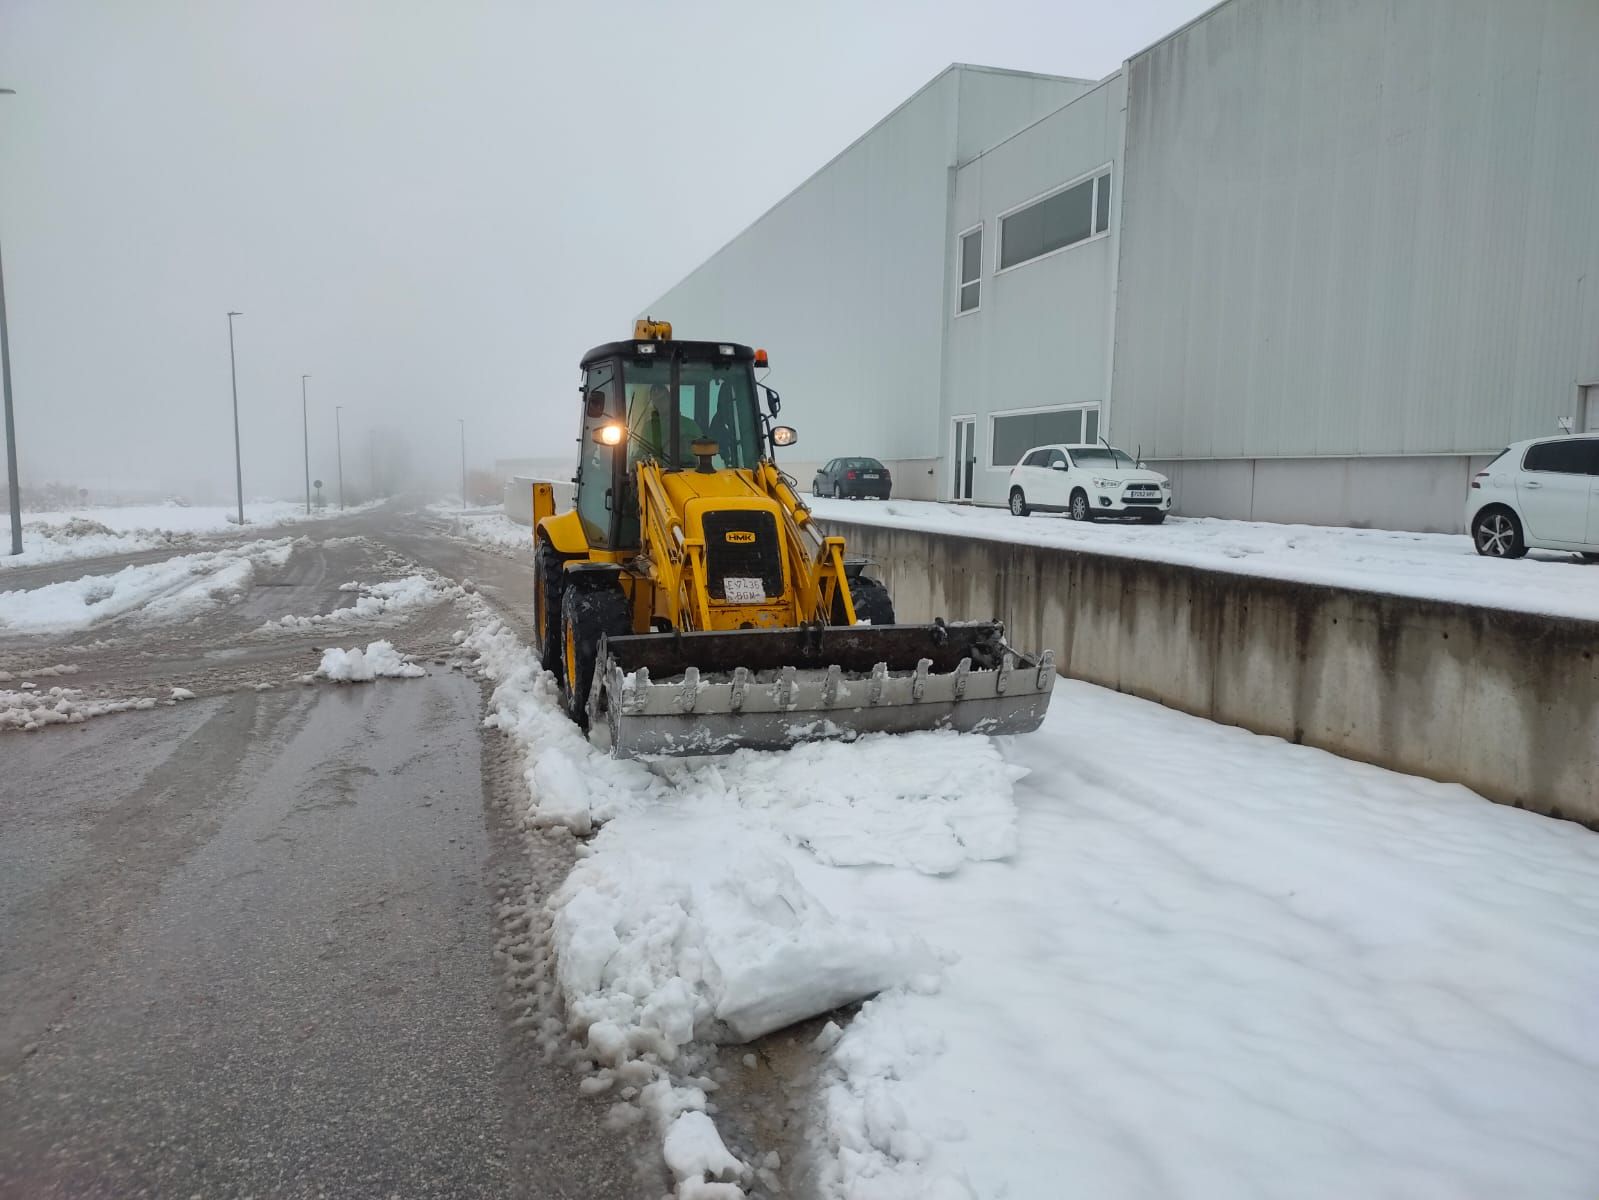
807, 493, 1599, 622
0, 500, 379, 570
266, 573, 458, 631
315, 640, 427, 682
451, 509, 535, 553
0, 540, 295, 634
0, 686, 158, 730
658, 734, 1022, 876
800, 682, 1599, 1199
461, 609, 979, 1197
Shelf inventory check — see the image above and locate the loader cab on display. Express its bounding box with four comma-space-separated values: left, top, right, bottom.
574, 339, 765, 551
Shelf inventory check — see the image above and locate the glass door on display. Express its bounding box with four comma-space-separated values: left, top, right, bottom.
952, 418, 976, 501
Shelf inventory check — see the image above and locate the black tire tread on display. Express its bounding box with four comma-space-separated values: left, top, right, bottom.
559, 582, 633, 729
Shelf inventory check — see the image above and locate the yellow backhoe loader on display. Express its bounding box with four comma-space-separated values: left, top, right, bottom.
531, 319, 1055, 757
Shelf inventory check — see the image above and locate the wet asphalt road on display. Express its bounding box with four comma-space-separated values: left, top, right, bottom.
0, 509, 661, 1199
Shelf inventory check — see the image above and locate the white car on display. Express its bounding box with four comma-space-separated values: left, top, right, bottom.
1466, 434, 1599, 559
1007, 443, 1173, 523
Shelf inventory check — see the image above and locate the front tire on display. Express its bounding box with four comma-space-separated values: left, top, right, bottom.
1472, 508, 1526, 559
1070, 490, 1094, 522
533, 541, 568, 673
559, 581, 633, 730
1008, 488, 1030, 517
834, 576, 896, 626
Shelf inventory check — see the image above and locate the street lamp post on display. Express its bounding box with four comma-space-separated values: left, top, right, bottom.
1, 87, 22, 556
300, 374, 311, 515
458, 419, 467, 509
226, 311, 244, 525
335, 404, 345, 510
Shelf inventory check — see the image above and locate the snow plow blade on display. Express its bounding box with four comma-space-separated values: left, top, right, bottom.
591, 621, 1055, 758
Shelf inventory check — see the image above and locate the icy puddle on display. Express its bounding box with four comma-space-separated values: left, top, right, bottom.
466, 601, 1599, 1198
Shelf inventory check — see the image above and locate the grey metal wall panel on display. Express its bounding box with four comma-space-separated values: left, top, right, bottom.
943, 75, 1126, 504
645, 66, 1095, 471
1113, 0, 1599, 462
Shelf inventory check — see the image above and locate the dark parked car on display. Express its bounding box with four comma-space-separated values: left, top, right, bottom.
813, 457, 892, 499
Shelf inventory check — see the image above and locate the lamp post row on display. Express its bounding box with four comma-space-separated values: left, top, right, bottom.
0, 84, 472, 550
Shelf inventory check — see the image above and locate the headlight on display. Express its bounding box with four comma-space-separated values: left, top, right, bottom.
1161, 480, 1172, 490
1091, 477, 1119, 489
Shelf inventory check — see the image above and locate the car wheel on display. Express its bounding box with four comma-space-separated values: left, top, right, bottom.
1472, 508, 1527, 559
832, 484, 842, 499
1580, 552, 1599, 564
1008, 488, 1029, 517
1070, 490, 1093, 522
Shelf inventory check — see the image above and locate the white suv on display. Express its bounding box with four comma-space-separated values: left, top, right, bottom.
1007, 444, 1173, 523
1466, 434, 1599, 559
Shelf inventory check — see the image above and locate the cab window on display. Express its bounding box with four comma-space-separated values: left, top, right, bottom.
575, 360, 618, 547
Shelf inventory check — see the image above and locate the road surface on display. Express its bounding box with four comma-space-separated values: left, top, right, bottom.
0, 504, 665, 1198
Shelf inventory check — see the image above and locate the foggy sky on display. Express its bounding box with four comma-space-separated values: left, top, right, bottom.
0, 0, 1209, 501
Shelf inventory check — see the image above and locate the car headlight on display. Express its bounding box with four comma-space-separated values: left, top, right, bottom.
1091, 477, 1119, 489
1161, 480, 1172, 490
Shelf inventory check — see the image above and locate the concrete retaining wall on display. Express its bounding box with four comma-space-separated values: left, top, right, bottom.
823, 518, 1599, 825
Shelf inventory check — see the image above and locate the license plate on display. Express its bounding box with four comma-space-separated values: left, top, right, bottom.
863, 473, 880, 479
1129, 488, 1157, 497
723, 577, 766, 603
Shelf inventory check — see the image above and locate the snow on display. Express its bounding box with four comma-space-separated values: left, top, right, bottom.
437, 505, 534, 554
0, 685, 161, 730
806, 494, 1599, 622
265, 573, 458, 630
0, 539, 295, 634
0, 500, 377, 570
315, 640, 426, 682
461, 589, 1599, 1196
798, 683, 1599, 1199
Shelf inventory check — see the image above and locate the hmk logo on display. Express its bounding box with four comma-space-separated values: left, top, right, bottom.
724, 530, 756, 544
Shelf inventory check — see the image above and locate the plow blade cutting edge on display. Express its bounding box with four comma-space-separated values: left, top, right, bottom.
589, 621, 1056, 758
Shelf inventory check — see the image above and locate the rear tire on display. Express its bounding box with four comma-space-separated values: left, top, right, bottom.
1472, 507, 1526, 559
559, 581, 633, 730
1070, 490, 1094, 522
1008, 488, 1030, 517
833, 484, 842, 499
533, 541, 568, 673
834, 576, 896, 626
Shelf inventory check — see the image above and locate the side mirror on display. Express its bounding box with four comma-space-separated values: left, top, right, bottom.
584, 390, 607, 419
770, 425, 798, 448
1050, 462, 1066, 471
763, 386, 781, 416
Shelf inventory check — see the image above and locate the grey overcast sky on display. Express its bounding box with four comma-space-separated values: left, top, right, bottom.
0, 0, 1210, 500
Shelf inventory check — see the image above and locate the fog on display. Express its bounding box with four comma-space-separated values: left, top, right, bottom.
0, 0, 1207, 505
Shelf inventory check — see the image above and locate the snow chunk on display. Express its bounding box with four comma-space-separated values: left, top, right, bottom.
170, 687, 196, 701
315, 640, 427, 682
663, 1111, 747, 1192
268, 572, 458, 630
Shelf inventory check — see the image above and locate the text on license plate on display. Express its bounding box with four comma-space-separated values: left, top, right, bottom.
863, 473, 880, 479
724, 577, 767, 603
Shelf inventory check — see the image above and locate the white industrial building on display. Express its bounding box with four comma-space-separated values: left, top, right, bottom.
645, 0, 1599, 532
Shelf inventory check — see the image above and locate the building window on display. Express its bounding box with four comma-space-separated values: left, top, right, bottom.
957, 226, 982, 314
998, 170, 1111, 271
989, 405, 1101, 468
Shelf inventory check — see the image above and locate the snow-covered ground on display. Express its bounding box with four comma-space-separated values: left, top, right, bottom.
807, 495, 1599, 622
463, 603, 1599, 1198
262, 573, 459, 632
0, 500, 378, 570
0, 539, 296, 634
430, 504, 533, 554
